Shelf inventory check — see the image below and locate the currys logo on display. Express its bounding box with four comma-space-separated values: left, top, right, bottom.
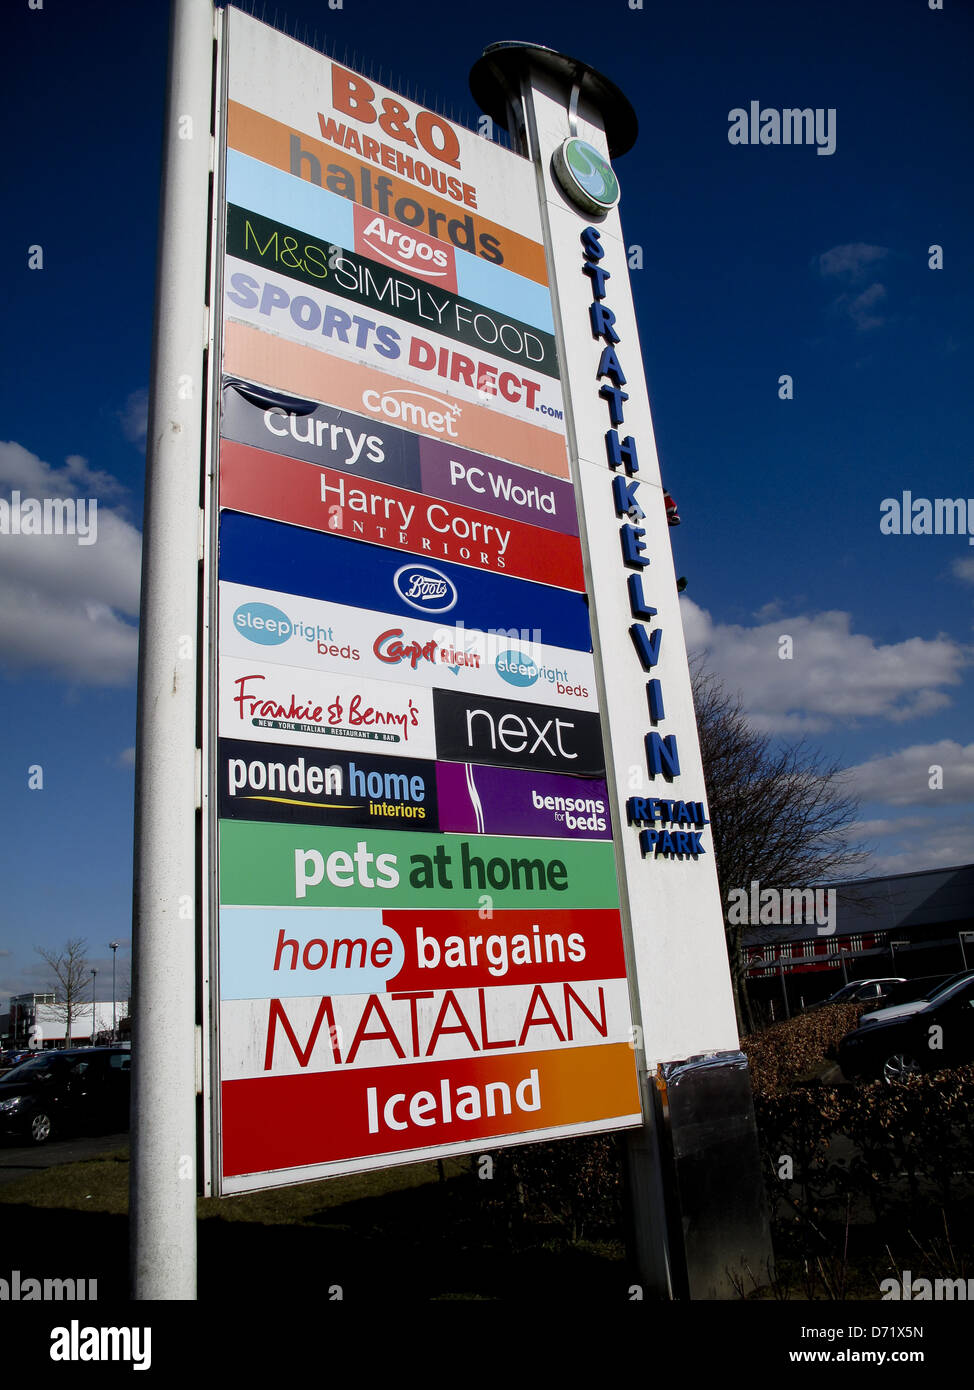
233, 601, 293, 645
495, 650, 539, 689
393, 564, 458, 614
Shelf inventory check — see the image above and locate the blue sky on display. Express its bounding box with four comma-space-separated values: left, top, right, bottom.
2, 0, 972, 1007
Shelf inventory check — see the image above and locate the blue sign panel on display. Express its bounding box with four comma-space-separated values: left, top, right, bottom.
218, 511, 593, 653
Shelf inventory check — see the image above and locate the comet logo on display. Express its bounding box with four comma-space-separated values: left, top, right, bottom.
361, 385, 462, 438
353, 207, 458, 292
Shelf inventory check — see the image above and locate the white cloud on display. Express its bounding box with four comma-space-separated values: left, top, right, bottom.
816, 242, 889, 280
844, 281, 887, 331
843, 816, 928, 839
682, 600, 968, 732
0, 440, 126, 500
866, 819, 974, 876
0, 443, 141, 686
846, 740, 974, 807
951, 554, 974, 584
118, 388, 149, 449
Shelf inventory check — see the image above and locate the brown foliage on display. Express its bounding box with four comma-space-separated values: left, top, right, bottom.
741, 1003, 864, 1098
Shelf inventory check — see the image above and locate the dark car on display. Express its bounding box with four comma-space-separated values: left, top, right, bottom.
0, 1047, 131, 1144
0, 1050, 31, 1073
812, 978, 906, 1010
838, 974, 974, 1083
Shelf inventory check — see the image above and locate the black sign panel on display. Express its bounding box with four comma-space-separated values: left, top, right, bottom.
433, 690, 606, 777
218, 737, 438, 832
220, 378, 423, 491
226, 204, 559, 377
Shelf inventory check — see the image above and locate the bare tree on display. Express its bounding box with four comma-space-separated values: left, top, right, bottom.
691, 661, 870, 1033
34, 937, 91, 1046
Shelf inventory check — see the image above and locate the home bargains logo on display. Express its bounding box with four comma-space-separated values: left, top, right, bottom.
353, 204, 458, 292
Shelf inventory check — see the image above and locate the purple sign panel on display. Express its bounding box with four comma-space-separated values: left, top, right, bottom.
436, 762, 612, 840
419, 437, 579, 538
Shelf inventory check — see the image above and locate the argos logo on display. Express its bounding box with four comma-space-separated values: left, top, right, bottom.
495, 650, 539, 689
393, 564, 458, 613
353, 206, 458, 293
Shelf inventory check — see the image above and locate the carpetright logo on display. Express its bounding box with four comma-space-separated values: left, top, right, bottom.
353, 205, 458, 292
393, 563, 457, 613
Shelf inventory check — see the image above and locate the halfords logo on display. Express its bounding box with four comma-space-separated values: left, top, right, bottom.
354, 207, 457, 290
393, 564, 457, 613
361, 386, 461, 437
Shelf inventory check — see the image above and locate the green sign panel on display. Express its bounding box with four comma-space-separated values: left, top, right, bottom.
219, 820, 620, 909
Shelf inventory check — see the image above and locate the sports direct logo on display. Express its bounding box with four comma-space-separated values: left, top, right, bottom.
394, 564, 457, 613
353, 205, 458, 292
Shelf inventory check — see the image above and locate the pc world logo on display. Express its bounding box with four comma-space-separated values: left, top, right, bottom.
393, 563, 458, 613
552, 137, 620, 215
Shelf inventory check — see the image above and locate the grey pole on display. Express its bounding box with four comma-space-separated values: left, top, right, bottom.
130, 0, 215, 1301
110, 941, 121, 1042
91, 970, 97, 1044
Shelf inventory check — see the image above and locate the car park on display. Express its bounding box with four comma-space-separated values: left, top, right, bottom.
837, 973, 974, 1083
0, 1046, 131, 1144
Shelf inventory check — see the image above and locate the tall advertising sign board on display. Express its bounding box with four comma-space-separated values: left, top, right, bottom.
207, 12, 641, 1194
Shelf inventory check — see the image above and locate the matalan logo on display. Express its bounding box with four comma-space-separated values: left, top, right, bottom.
353, 205, 458, 292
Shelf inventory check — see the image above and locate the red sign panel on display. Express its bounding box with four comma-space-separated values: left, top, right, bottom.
219, 439, 585, 589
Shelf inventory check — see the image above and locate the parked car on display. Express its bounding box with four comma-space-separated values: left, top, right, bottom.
811, 978, 906, 1010
0, 1047, 131, 1144
838, 973, 974, 1082
0, 1050, 32, 1073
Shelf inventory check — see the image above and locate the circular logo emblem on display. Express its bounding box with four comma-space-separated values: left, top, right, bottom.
393, 564, 458, 613
552, 137, 620, 215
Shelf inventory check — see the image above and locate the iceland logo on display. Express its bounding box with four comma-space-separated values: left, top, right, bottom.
393, 564, 458, 614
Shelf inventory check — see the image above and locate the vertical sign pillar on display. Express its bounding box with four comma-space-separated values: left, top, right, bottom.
470, 43, 772, 1298
130, 0, 215, 1300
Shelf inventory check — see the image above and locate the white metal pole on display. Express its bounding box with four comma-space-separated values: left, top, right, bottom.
130, 0, 214, 1301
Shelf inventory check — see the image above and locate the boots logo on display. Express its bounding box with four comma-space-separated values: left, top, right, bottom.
354, 207, 458, 292
393, 564, 458, 613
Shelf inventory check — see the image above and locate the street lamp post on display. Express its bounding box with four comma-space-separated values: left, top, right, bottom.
91, 969, 97, 1046
109, 941, 122, 1042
